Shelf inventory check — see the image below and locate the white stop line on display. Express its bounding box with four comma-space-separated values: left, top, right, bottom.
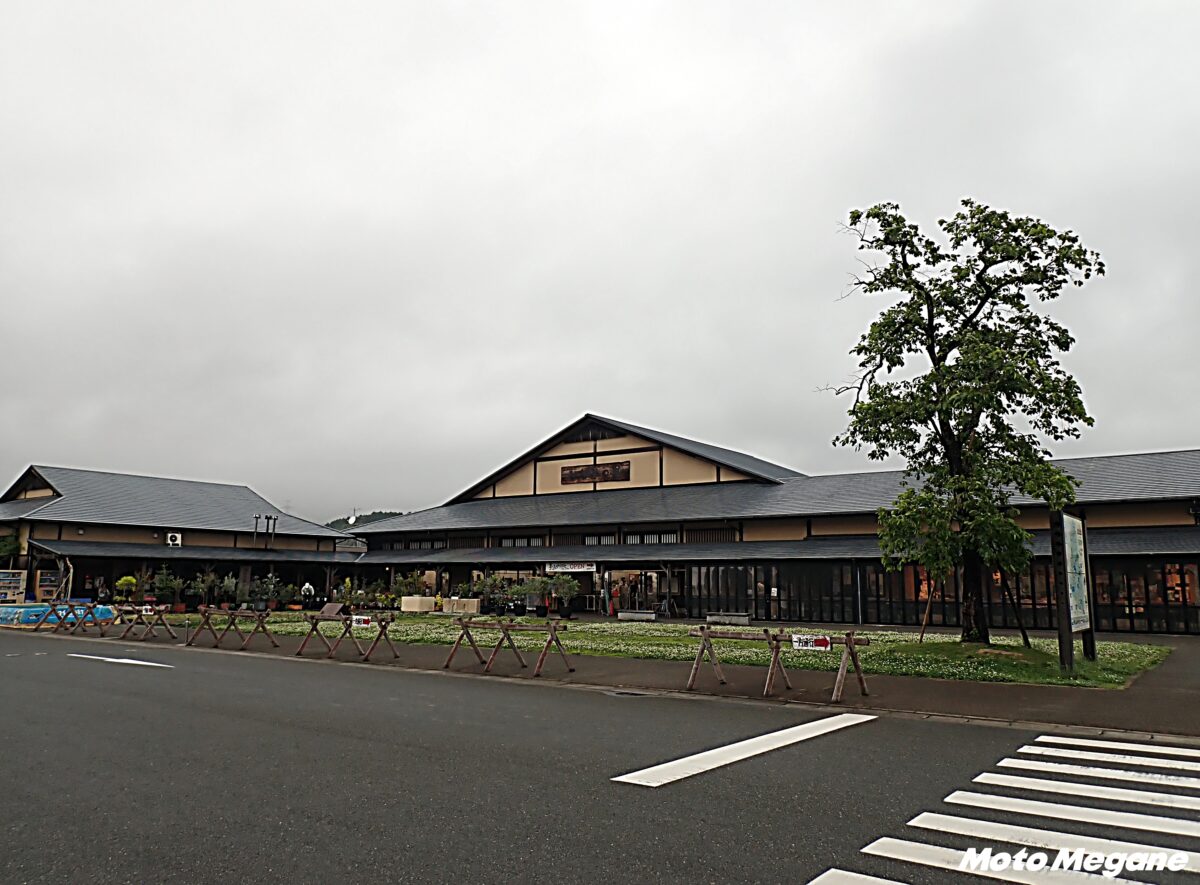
67, 654, 174, 669
613, 713, 875, 787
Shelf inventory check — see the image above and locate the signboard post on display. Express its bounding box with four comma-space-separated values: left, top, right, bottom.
1049, 510, 1097, 672
791, 634, 832, 652
545, 562, 596, 574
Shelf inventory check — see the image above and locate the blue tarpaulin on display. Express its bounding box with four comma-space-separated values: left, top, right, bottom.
0, 604, 117, 626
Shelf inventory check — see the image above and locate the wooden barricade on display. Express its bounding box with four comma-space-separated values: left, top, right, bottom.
443, 617, 574, 677
686, 627, 870, 702
188, 605, 277, 650
117, 605, 178, 642
33, 602, 106, 635
296, 604, 399, 662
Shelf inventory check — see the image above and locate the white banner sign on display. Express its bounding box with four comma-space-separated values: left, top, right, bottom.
791, 634, 832, 651
352, 615, 373, 628
545, 562, 596, 573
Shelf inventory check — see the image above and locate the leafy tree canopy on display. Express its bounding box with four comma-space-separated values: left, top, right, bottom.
834, 199, 1104, 641
325, 510, 403, 531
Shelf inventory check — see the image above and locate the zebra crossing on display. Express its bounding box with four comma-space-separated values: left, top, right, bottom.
809, 732, 1200, 884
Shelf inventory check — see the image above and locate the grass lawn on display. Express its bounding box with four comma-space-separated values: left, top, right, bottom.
166, 611, 1170, 688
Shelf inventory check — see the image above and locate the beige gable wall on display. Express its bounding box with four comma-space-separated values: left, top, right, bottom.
742, 519, 808, 541
536, 456, 595, 494
1085, 501, 1194, 528
809, 514, 878, 536
591, 450, 660, 490
542, 440, 595, 457
181, 530, 236, 548
595, 434, 651, 452
1016, 510, 1050, 530
495, 462, 535, 497
720, 468, 750, 482
68, 524, 160, 544
474, 486, 495, 499
18, 487, 55, 499
662, 449, 718, 485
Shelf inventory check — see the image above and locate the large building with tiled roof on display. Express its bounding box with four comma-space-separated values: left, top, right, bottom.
352, 414, 1200, 635
0, 465, 359, 603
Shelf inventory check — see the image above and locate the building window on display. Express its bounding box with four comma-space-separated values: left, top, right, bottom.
685, 527, 738, 544
624, 531, 680, 545
584, 534, 616, 546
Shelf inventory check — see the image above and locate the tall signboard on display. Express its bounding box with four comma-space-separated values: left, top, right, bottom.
1049, 510, 1097, 671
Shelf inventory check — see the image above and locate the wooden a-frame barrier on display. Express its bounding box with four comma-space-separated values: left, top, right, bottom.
187, 606, 278, 651
687, 626, 870, 702
444, 617, 574, 677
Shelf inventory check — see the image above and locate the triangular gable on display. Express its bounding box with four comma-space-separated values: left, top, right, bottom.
0, 466, 61, 505
448, 414, 797, 504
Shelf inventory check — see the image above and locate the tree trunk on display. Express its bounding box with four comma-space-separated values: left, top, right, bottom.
959, 549, 991, 644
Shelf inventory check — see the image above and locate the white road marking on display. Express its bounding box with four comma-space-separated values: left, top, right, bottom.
807, 869, 907, 884
910, 811, 1200, 874
976, 770, 1200, 811
946, 789, 1200, 839
998, 756, 1200, 791
611, 713, 875, 787
1036, 734, 1200, 759
66, 654, 173, 669
1018, 744, 1200, 773
862, 837, 1141, 884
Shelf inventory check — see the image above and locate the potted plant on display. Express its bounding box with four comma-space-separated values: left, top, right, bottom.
520, 576, 553, 617
187, 570, 217, 610
115, 575, 137, 605
219, 574, 238, 609
151, 567, 186, 612
550, 575, 581, 619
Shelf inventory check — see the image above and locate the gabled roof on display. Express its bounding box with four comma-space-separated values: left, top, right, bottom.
446, 413, 803, 505
2, 465, 348, 538
353, 447, 1200, 535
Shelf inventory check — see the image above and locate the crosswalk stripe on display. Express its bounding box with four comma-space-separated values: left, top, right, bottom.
998, 756, 1200, 791
946, 789, 1200, 839
807, 869, 907, 884
1018, 744, 1200, 773
611, 713, 875, 787
909, 811, 1200, 874
861, 836, 1142, 884
1036, 735, 1200, 759
975, 771, 1200, 812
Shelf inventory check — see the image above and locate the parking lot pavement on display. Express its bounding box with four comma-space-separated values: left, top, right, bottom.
4, 629, 1189, 884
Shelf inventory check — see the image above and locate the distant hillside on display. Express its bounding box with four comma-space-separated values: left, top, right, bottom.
326, 510, 403, 531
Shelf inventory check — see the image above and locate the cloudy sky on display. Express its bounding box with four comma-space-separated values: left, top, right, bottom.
2, 1, 1197, 522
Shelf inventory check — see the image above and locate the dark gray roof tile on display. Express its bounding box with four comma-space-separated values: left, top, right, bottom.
358, 449, 1200, 535
14, 466, 347, 538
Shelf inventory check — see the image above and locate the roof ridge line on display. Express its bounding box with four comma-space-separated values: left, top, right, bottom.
34, 464, 250, 489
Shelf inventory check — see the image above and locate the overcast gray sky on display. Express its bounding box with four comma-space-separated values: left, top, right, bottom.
3, 1, 1197, 522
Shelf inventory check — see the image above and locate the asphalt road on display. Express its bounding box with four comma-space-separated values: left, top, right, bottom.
2, 630, 1196, 885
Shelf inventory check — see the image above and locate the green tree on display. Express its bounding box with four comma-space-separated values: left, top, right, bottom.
834, 199, 1104, 643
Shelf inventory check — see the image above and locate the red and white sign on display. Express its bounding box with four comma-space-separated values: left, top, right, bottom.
791, 634, 832, 651
352, 615, 373, 628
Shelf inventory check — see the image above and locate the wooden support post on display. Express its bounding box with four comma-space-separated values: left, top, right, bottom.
831, 644, 851, 703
